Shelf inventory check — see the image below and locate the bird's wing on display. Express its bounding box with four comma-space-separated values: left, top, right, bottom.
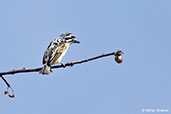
48, 50, 62, 65
48, 43, 67, 65
42, 41, 59, 65
43, 42, 67, 65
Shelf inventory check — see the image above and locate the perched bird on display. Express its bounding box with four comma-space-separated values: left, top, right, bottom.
39, 33, 80, 75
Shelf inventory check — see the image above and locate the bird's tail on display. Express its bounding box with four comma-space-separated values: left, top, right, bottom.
39, 64, 52, 75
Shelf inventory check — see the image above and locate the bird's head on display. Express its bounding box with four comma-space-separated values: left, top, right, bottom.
62, 33, 80, 44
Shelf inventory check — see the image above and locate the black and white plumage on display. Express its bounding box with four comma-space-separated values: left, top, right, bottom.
39, 33, 80, 75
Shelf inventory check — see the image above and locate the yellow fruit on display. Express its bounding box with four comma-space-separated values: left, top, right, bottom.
115, 55, 123, 64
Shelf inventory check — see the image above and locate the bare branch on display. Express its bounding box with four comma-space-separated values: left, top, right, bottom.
0, 50, 123, 76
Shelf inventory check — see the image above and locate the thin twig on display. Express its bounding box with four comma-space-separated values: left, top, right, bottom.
0, 75, 15, 98
0, 75, 10, 87
0, 50, 123, 76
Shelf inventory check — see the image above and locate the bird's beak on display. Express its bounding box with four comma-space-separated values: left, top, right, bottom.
73, 40, 80, 43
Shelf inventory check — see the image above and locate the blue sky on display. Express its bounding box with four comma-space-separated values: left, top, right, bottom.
0, 0, 170, 114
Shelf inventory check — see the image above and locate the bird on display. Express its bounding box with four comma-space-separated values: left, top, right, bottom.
39, 33, 80, 75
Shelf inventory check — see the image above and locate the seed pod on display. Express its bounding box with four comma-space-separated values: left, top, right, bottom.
4, 91, 8, 95
8, 94, 15, 98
